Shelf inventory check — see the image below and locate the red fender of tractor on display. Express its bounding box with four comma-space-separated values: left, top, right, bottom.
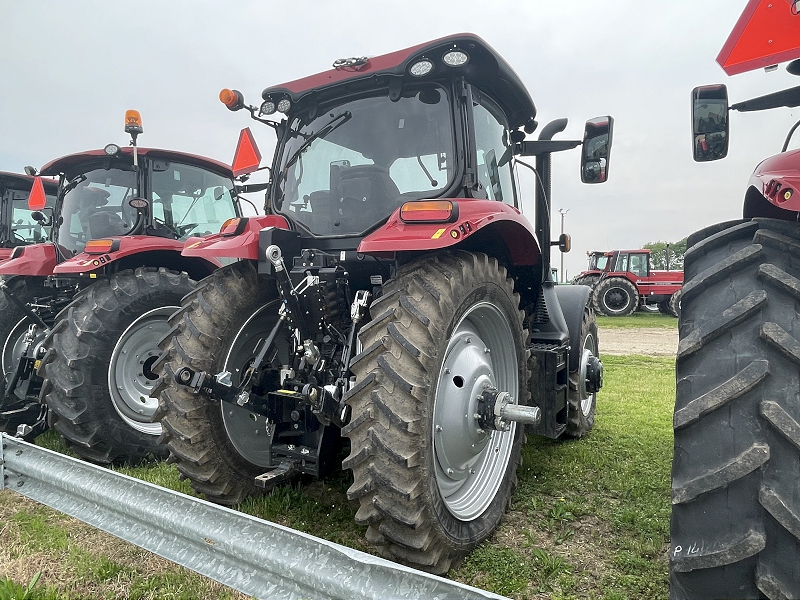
52, 236, 219, 275
0, 243, 59, 276
182, 215, 290, 261
358, 199, 541, 265
747, 148, 800, 212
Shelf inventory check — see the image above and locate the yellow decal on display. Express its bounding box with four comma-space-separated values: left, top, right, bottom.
187, 241, 202, 249
34, 360, 41, 370
431, 228, 446, 239
90, 273, 97, 278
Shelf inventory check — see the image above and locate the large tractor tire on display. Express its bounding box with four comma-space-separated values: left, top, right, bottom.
565, 307, 598, 438
593, 276, 638, 316
38, 268, 192, 464
659, 290, 682, 318
0, 277, 49, 435
344, 251, 530, 574
153, 260, 283, 505
671, 218, 800, 599
572, 274, 599, 288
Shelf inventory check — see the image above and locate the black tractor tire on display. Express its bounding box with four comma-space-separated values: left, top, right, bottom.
38, 268, 193, 465
565, 307, 598, 438
671, 218, 800, 599
666, 289, 681, 318
344, 251, 531, 574
572, 275, 599, 288
152, 260, 280, 505
593, 276, 638, 316
0, 277, 49, 434
658, 299, 672, 316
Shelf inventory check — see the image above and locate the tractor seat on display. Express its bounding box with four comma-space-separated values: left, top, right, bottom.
88, 211, 129, 239
329, 164, 400, 233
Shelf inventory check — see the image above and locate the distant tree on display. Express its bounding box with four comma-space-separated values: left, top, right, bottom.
643, 239, 687, 270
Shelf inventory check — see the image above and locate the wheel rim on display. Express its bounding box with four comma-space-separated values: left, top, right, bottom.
3, 318, 48, 400
579, 329, 598, 416
433, 301, 518, 521
109, 306, 175, 435
602, 286, 631, 312
222, 301, 281, 468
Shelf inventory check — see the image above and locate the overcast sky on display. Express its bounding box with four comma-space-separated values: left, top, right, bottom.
3, 0, 799, 279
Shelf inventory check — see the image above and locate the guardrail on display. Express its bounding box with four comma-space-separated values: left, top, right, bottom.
0, 433, 509, 600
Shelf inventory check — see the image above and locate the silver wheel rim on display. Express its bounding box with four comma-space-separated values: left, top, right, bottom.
602, 286, 632, 313
222, 301, 280, 468
579, 329, 598, 416
109, 306, 175, 436
433, 301, 517, 521
3, 318, 48, 401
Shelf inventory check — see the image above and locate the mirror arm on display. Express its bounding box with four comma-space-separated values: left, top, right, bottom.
515, 139, 581, 156
782, 118, 800, 152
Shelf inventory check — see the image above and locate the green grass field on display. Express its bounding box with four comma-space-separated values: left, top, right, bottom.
596, 311, 678, 330
0, 354, 675, 600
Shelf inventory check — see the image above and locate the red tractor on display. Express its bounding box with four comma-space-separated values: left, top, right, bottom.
591, 248, 683, 317
0, 172, 57, 261
0, 112, 241, 464
153, 34, 612, 573
571, 250, 612, 287
672, 1, 800, 597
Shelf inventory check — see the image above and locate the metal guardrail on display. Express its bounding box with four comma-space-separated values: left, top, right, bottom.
0, 433, 509, 600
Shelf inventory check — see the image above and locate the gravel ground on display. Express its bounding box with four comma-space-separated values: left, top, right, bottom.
599, 327, 678, 357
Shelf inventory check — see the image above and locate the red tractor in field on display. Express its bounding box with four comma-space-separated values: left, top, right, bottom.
153, 33, 612, 574
672, 0, 800, 597
571, 250, 612, 287
0, 113, 242, 464
0, 172, 57, 261
590, 248, 683, 317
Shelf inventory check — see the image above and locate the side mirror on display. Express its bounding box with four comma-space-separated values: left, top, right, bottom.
30, 210, 51, 226
692, 85, 729, 162
581, 116, 614, 184
24, 166, 38, 177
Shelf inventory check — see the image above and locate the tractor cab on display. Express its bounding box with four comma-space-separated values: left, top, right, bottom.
0, 173, 57, 259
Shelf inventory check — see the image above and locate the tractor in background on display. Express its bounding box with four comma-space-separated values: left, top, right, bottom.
0, 172, 57, 261
0, 112, 242, 465
154, 33, 612, 573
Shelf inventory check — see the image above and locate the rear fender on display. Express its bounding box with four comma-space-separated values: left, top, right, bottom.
554, 284, 593, 372
52, 237, 218, 278
183, 215, 290, 261
358, 199, 541, 266
747, 149, 800, 214
0, 243, 58, 276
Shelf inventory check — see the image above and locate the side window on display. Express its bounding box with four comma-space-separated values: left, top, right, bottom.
473, 97, 515, 205
630, 254, 649, 277
617, 253, 629, 273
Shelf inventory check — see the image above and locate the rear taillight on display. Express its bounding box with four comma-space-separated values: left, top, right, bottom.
220, 217, 248, 236
399, 200, 458, 223
85, 239, 117, 254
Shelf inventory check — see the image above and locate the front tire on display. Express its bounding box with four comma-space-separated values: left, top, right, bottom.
39, 268, 192, 464
565, 307, 598, 438
671, 219, 800, 598
593, 277, 638, 316
344, 251, 530, 574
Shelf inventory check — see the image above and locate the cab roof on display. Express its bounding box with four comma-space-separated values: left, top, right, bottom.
40, 147, 233, 179
0, 171, 58, 192
262, 33, 536, 130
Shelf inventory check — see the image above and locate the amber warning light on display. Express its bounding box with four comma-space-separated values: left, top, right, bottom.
400, 200, 457, 223
220, 88, 244, 111
124, 110, 143, 136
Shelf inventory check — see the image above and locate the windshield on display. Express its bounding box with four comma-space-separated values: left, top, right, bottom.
9, 193, 56, 246
275, 84, 455, 236
151, 162, 237, 239
58, 167, 138, 256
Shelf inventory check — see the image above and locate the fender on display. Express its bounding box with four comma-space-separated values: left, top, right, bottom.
747, 148, 800, 211
182, 215, 290, 261
0, 249, 13, 264
554, 284, 593, 373
358, 199, 541, 266
0, 243, 58, 276
53, 236, 218, 275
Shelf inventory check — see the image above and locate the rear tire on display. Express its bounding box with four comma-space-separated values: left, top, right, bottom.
593, 276, 638, 316
39, 268, 192, 464
668, 289, 681, 318
344, 251, 530, 574
153, 260, 281, 505
565, 307, 598, 438
671, 219, 800, 598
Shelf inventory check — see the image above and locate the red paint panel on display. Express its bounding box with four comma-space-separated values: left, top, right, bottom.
0, 243, 58, 276
748, 147, 800, 210
182, 215, 290, 261
717, 0, 800, 75
53, 236, 186, 274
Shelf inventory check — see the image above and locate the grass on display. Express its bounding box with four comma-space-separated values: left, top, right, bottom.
0, 354, 674, 599
596, 311, 677, 329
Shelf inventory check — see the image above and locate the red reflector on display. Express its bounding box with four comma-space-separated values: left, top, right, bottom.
231, 127, 262, 177
400, 200, 455, 223
28, 176, 47, 211
85, 239, 115, 254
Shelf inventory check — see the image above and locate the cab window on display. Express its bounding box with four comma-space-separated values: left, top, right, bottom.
473, 95, 515, 206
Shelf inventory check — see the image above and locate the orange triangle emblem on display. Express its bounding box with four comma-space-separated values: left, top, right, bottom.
28, 176, 47, 211
231, 127, 262, 177
718, 0, 800, 75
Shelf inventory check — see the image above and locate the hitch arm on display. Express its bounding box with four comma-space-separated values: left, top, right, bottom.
0, 280, 47, 330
